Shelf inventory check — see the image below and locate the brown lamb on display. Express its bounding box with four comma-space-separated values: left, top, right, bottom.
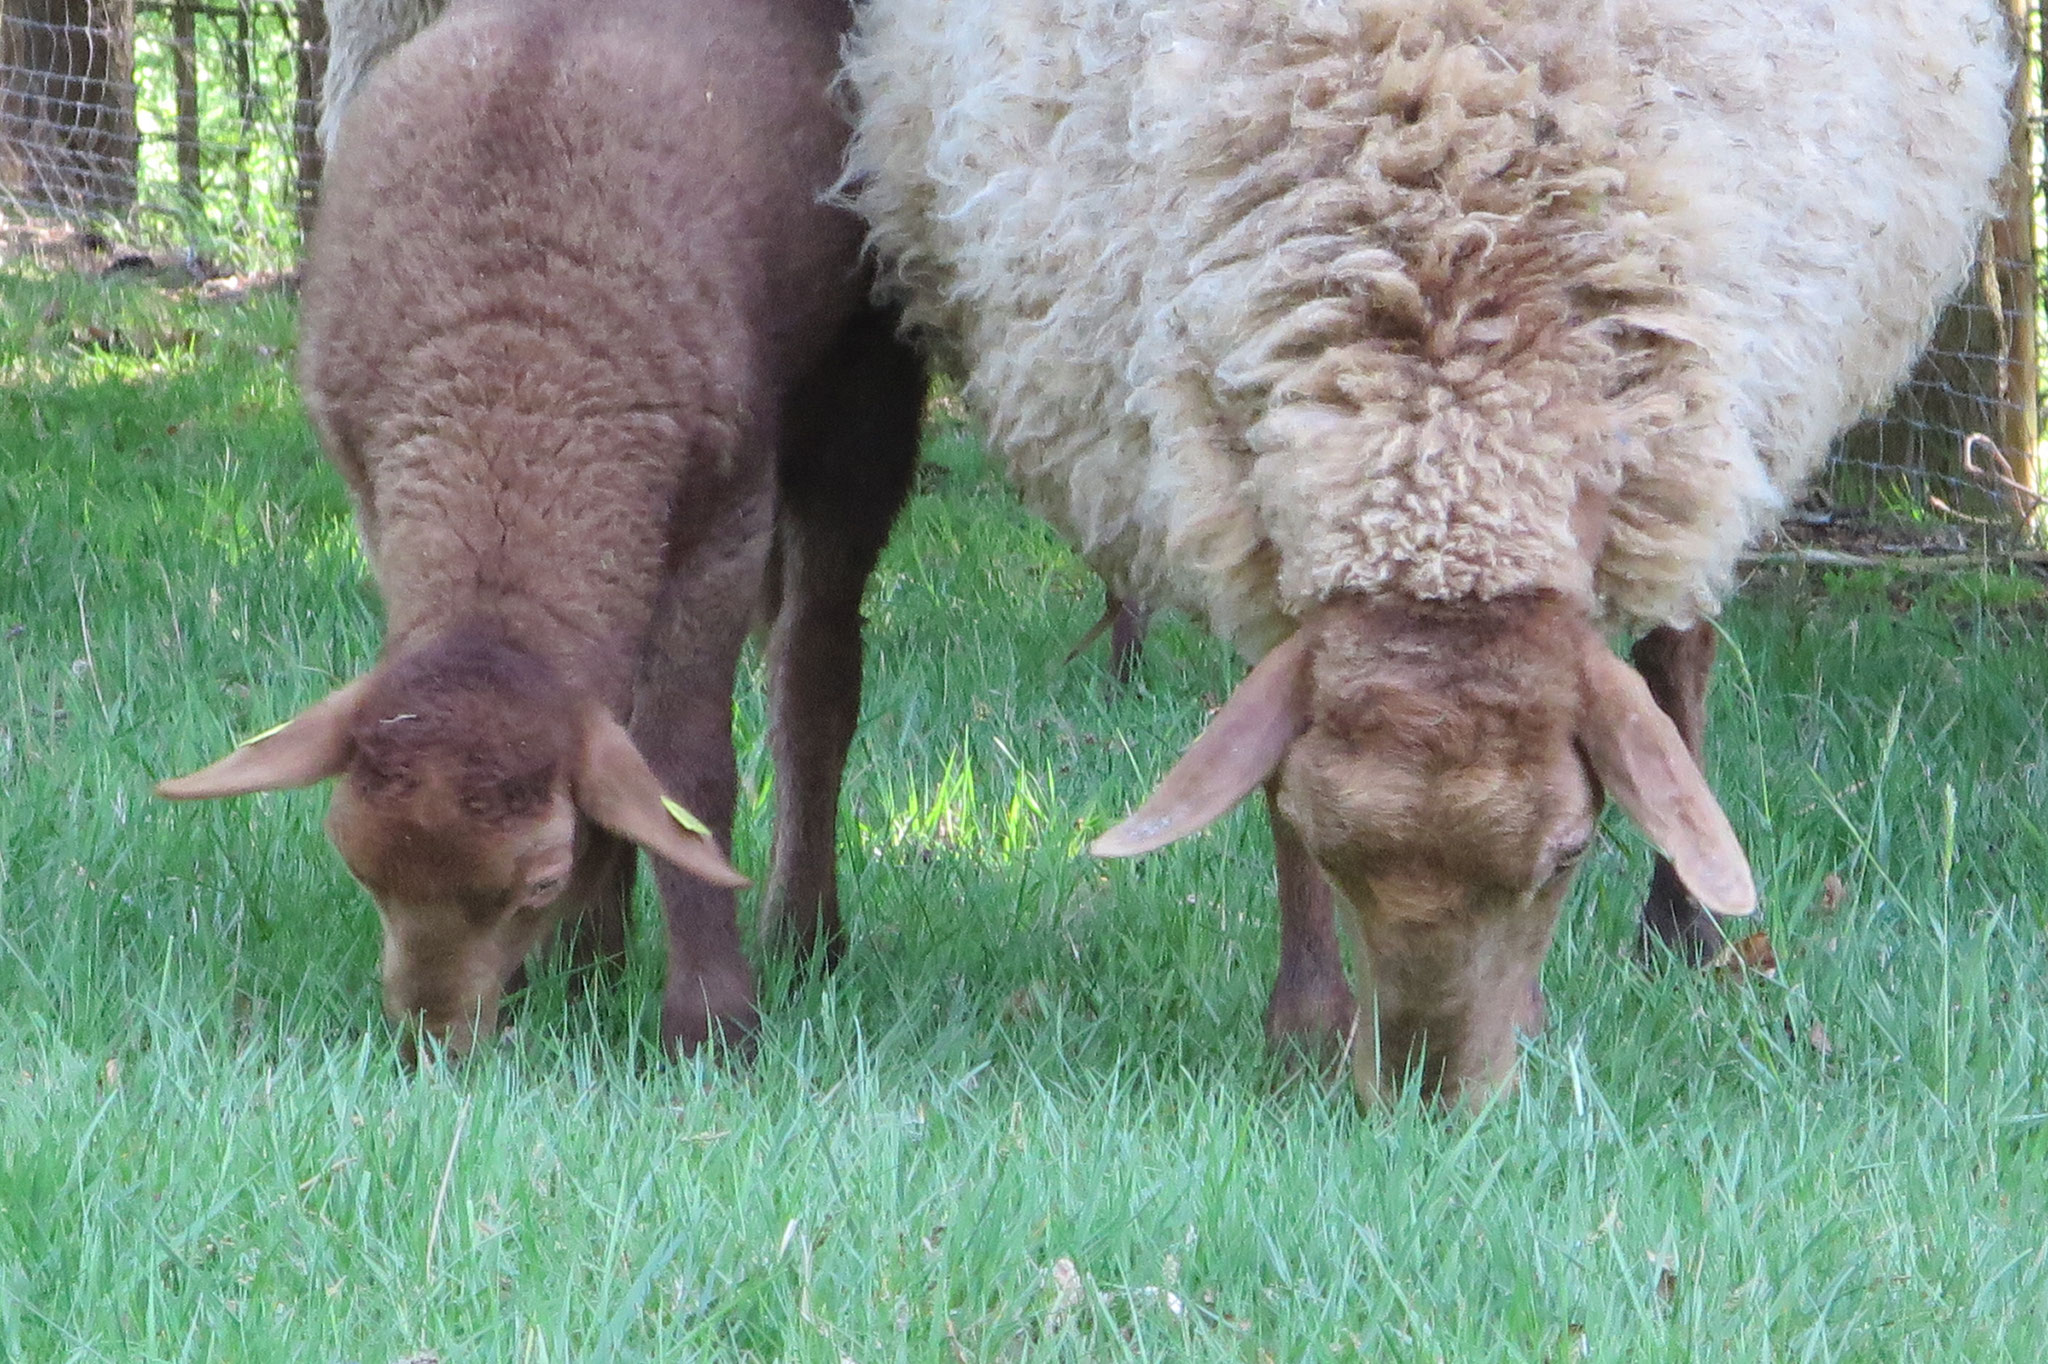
158, 0, 924, 1058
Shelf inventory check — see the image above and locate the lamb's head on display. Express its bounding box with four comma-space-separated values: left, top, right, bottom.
1094, 592, 1753, 1107
157, 630, 745, 1058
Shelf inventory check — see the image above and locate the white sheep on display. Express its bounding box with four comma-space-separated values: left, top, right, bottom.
844, 0, 2013, 1102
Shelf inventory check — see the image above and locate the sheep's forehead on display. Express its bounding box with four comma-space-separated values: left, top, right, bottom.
1298, 692, 1584, 855
1292, 595, 1595, 866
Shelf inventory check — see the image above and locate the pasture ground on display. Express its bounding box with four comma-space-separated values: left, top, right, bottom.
3, 272, 2046, 1362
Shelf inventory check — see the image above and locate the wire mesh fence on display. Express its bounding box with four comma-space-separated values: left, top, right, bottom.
1817, 0, 2045, 555
2, 1, 323, 267
2, 0, 2045, 550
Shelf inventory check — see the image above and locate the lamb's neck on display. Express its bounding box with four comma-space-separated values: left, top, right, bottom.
367, 405, 748, 714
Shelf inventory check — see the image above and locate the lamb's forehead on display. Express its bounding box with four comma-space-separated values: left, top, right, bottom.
328, 766, 569, 904
345, 636, 579, 798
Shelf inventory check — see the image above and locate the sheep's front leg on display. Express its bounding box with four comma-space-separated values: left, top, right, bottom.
1107, 590, 1149, 686
758, 309, 924, 970
1630, 622, 1732, 963
1263, 781, 1354, 1061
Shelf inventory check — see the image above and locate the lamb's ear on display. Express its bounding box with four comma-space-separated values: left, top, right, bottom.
574, 709, 749, 889
156, 677, 372, 799
1092, 632, 1311, 857
1576, 643, 1756, 916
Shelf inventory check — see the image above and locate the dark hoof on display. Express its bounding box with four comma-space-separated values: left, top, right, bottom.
758, 892, 847, 976
1263, 981, 1356, 1071
1637, 859, 1734, 967
662, 983, 761, 1063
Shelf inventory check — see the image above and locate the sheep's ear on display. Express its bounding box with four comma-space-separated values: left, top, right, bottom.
574, 709, 749, 889
156, 677, 372, 799
1092, 633, 1310, 857
1576, 644, 1756, 916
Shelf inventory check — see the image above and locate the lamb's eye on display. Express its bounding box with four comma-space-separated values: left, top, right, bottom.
1545, 833, 1592, 877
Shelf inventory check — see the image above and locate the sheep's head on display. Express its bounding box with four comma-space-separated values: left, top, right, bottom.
157, 632, 745, 1059
1094, 592, 1753, 1108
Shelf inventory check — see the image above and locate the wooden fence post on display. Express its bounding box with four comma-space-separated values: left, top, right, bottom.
293, 0, 325, 240
171, 0, 198, 212
1990, 0, 2040, 531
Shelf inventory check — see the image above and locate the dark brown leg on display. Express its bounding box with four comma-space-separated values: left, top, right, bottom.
1263, 780, 1354, 1059
1107, 593, 1149, 687
633, 482, 775, 1058
560, 830, 634, 987
758, 306, 925, 969
639, 658, 760, 1057
1630, 622, 1731, 963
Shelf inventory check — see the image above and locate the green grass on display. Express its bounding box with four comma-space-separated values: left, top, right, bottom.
4, 269, 2047, 1362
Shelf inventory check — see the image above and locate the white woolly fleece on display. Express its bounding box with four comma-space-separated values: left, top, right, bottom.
844, 0, 2011, 651
319, 0, 446, 152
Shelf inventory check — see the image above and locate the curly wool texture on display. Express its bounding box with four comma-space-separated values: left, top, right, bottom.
845, 0, 2011, 651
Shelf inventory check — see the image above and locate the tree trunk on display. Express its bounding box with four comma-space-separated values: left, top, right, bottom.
292, 0, 326, 239
0, 0, 138, 217
171, 0, 199, 212
230, 0, 252, 221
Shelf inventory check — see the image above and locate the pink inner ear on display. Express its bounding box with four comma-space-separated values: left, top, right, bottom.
1091, 632, 1311, 857
156, 675, 372, 800
1576, 645, 1756, 917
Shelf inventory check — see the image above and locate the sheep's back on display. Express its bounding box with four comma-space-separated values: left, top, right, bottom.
846, 0, 2010, 645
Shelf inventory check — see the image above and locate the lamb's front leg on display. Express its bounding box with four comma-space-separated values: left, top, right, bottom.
643, 703, 756, 1056
1263, 781, 1353, 1061
1630, 622, 1733, 963
635, 521, 770, 1057
558, 829, 634, 988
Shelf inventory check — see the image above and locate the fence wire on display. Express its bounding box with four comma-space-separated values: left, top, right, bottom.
2, 0, 2045, 548
2, 2, 321, 267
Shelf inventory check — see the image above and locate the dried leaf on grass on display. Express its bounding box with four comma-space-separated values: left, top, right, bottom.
1711, 928, 1835, 1060
1782, 1014, 1835, 1057
1047, 1256, 1086, 1328
1709, 929, 1778, 980
1647, 1249, 1679, 1309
